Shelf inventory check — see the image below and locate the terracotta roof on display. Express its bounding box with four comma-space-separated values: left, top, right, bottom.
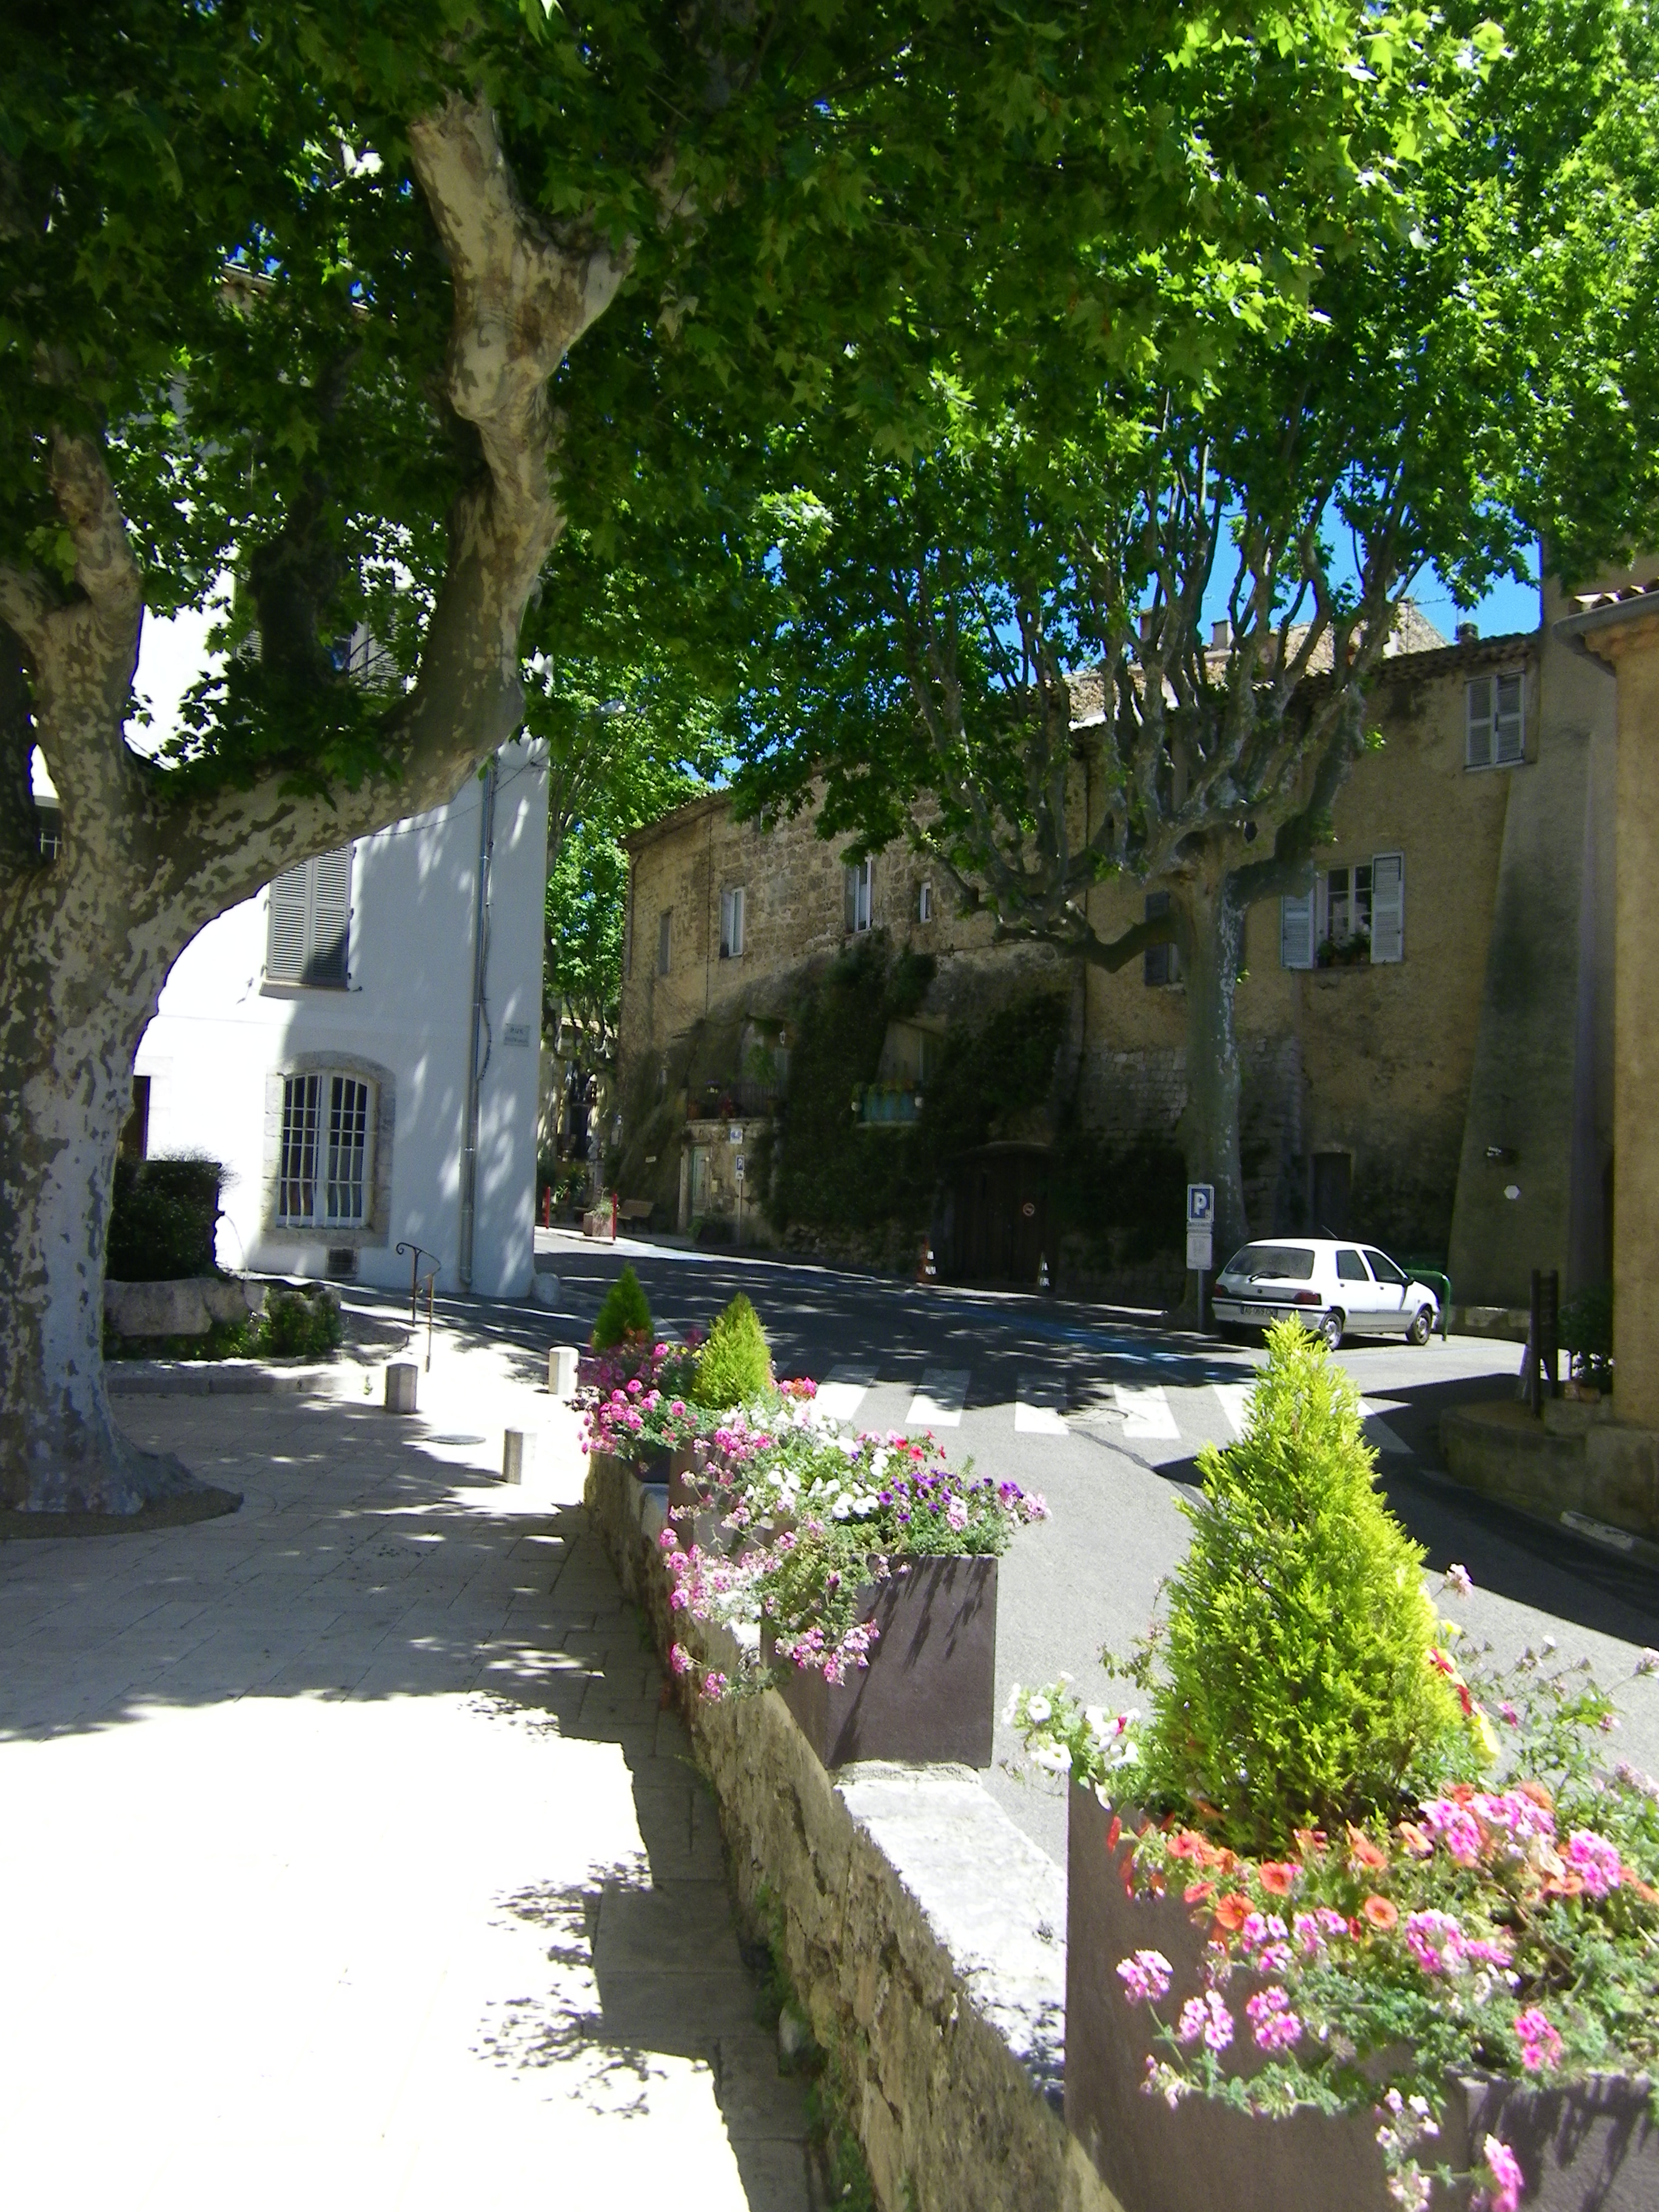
1570, 580, 1659, 614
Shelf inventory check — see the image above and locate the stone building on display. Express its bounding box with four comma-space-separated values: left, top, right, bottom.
612, 598, 1616, 1309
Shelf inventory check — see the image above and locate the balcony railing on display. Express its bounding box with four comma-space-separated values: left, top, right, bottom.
854, 1082, 924, 1127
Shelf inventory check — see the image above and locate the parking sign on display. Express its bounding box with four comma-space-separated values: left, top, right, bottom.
1186, 1183, 1215, 1226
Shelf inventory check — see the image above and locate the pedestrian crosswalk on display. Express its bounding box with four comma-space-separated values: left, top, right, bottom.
816, 1364, 1418, 1459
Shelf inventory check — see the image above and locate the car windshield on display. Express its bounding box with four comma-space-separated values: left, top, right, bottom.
1221, 1244, 1315, 1282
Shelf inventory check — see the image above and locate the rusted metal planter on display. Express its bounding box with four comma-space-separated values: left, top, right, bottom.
762, 1553, 997, 1770
1065, 1782, 1659, 2212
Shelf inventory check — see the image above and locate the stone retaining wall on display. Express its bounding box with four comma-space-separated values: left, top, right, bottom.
584, 1453, 1120, 2212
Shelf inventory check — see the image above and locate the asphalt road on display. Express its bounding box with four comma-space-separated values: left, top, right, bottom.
423, 1232, 1659, 1872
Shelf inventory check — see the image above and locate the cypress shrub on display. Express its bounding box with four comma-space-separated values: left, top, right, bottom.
1138, 1319, 1466, 1852
592, 1264, 652, 1350
691, 1293, 773, 1407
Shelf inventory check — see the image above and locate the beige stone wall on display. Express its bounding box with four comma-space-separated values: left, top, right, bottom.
618, 631, 1600, 1285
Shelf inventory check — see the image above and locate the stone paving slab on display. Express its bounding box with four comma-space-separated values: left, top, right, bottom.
0, 1335, 813, 2210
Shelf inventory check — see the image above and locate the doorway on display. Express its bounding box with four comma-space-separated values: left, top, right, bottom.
948, 1145, 1051, 1284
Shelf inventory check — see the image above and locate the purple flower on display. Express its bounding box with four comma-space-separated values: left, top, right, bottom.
1244, 1987, 1302, 2053
1513, 2007, 1561, 2071
1564, 1829, 1623, 1896
1116, 1951, 1172, 2005
1176, 1991, 1233, 2051
1476, 2136, 1524, 2212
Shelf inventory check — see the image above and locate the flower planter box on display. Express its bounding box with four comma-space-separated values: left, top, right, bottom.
1065, 1782, 1659, 2212
761, 1554, 997, 1769
590, 1445, 695, 1489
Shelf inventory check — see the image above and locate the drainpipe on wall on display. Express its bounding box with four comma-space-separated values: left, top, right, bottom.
458, 751, 498, 1291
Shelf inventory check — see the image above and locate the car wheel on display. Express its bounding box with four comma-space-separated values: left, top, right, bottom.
1318, 1308, 1344, 1351
1407, 1305, 1434, 1347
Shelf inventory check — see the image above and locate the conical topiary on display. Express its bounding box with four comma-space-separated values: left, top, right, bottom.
591, 1264, 653, 1350
691, 1293, 773, 1408
1137, 1318, 1466, 1852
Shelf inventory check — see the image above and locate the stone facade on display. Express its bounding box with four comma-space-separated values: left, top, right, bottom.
616, 614, 1618, 1305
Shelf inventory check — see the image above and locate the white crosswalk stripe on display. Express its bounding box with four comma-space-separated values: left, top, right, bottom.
816, 1366, 874, 1422
1213, 1383, 1255, 1437
1014, 1373, 1067, 1435
908, 1367, 969, 1429
1113, 1382, 1179, 1439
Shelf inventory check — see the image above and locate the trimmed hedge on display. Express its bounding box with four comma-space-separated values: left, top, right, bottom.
106, 1156, 223, 1281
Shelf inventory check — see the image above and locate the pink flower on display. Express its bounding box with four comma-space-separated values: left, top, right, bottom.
1475, 2135, 1524, 2212
1564, 1830, 1623, 1896
1420, 1799, 1484, 1865
1403, 1910, 1465, 1976
1513, 2007, 1562, 2071
1244, 1987, 1302, 2053
1116, 1951, 1173, 2005
1444, 1563, 1473, 1597
699, 1671, 728, 1701
1499, 1702, 1520, 1726
1176, 1991, 1233, 2051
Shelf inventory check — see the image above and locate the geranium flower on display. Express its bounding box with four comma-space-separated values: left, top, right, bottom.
1564, 1830, 1623, 1896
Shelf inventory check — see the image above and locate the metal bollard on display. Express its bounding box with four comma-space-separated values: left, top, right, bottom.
384, 1362, 418, 1414
547, 1345, 578, 1398
503, 1429, 532, 1484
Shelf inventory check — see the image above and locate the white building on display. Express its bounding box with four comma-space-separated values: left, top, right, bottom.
133, 737, 549, 1301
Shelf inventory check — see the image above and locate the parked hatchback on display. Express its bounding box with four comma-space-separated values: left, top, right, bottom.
1213, 1239, 1441, 1349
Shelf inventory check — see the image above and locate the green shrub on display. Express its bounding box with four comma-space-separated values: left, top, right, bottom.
106, 1155, 223, 1281
1133, 1318, 1466, 1852
692, 1293, 773, 1407
592, 1263, 652, 1350
258, 1285, 343, 1360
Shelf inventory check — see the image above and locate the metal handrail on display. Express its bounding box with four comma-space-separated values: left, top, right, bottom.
395, 1241, 441, 1370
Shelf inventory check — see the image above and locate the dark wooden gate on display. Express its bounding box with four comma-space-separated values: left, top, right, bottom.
949, 1145, 1051, 1284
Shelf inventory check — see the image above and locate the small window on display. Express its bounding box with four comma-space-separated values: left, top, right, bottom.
1467, 671, 1525, 769
918, 881, 933, 923
657, 908, 671, 976
844, 856, 873, 933
1144, 890, 1179, 986
720, 885, 745, 959
278, 1073, 374, 1226
1289, 851, 1404, 967
267, 847, 353, 987
1335, 1247, 1369, 1282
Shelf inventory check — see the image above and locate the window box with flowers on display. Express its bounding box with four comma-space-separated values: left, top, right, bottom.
664, 1396, 1047, 1769
1010, 1321, 1659, 2212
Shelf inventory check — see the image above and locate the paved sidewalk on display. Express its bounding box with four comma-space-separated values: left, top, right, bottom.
0, 1332, 813, 2211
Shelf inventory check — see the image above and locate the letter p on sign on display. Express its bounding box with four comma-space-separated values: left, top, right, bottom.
1186, 1184, 1215, 1226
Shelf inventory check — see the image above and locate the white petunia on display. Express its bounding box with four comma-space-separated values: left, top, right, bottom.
1031, 1741, 1073, 1774
1025, 1695, 1052, 1725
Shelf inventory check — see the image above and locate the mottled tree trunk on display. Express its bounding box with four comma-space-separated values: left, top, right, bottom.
1173, 865, 1250, 1267
0, 95, 632, 1513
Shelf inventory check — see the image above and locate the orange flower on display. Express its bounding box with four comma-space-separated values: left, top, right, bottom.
1184, 1880, 1216, 1906
1293, 1828, 1328, 1862
1396, 1822, 1435, 1860
1212, 1892, 1250, 1935
1213, 1848, 1238, 1876
1362, 1894, 1399, 1930
1346, 1825, 1389, 1872
1517, 1779, 1554, 1812
1258, 1862, 1298, 1897
1106, 1815, 1122, 1852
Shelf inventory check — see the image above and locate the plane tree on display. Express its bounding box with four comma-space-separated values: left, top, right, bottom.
0, 0, 1515, 1513
727, 4, 1659, 1262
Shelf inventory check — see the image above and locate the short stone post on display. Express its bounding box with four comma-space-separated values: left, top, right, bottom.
503, 1429, 532, 1484
547, 1345, 578, 1398
384, 1362, 418, 1413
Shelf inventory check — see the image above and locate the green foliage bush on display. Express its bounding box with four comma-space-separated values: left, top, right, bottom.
1131, 1319, 1466, 1852
692, 1293, 773, 1407
258, 1285, 343, 1360
592, 1263, 652, 1349
106, 1155, 223, 1281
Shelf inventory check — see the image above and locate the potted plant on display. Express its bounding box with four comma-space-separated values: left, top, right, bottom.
668, 1419, 1047, 1768
1011, 1321, 1659, 2212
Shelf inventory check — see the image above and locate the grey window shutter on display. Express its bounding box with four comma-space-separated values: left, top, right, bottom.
267, 866, 310, 982
1143, 890, 1172, 986
1494, 673, 1524, 765
844, 864, 857, 931
305, 846, 352, 986
1280, 886, 1315, 969
1466, 676, 1493, 768
1370, 852, 1404, 962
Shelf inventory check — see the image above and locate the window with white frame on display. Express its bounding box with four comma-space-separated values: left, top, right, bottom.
844, 856, 873, 933
1466, 671, 1525, 769
918, 880, 933, 922
1281, 852, 1404, 967
277, 1072, 374, 1225
720, 885, 745, 959
266, 847, 353, 987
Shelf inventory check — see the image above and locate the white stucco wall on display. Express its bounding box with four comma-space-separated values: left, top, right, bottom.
135, 737, 549, 1300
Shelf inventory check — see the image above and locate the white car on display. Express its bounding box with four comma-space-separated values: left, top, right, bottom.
1213, 1239, 1441, 1350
